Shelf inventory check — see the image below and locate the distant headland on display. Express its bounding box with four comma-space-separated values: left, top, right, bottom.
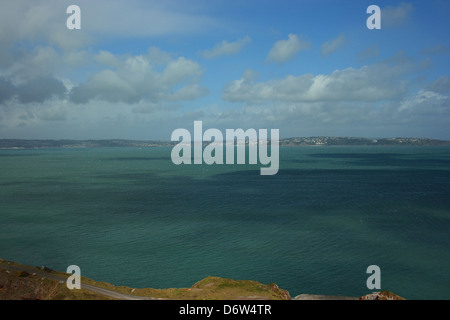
1, 137, 449, 150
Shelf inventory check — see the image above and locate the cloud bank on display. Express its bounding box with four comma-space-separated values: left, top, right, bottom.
223, 58, 414, 103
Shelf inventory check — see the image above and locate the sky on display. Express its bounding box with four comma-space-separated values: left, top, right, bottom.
0, 0, 449, 140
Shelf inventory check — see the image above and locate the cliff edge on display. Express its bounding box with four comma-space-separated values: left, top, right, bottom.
0, 258, 404, 300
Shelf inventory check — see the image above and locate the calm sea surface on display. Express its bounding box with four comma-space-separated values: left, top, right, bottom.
0, 146, 449, 299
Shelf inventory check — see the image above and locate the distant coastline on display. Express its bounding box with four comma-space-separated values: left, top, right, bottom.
1, 137, 450, 149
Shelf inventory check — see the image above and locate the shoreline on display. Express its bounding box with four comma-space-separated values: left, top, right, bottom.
0, 258, 403, 300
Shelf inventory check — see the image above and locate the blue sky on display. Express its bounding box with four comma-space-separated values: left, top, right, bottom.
0, 0, 449, 140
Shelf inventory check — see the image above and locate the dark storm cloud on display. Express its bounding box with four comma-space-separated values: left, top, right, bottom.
0, 77, 16, 103
16, 76, 67, 103
0, 76, 67, 104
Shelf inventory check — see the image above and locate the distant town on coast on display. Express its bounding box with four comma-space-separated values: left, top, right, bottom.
1, 137, 450, 149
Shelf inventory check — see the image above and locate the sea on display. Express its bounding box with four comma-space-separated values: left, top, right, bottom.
0, 145, 449, 299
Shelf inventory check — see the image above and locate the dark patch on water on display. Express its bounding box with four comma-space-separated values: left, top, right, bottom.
308, 152, 450, 168
105, 156, 171, 161
0, 153, 43, 157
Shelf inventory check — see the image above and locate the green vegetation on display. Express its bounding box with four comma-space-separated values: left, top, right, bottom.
0, 259, 290, 300
94, 276, 290, 300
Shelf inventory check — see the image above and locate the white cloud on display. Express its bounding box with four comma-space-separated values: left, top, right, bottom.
0, 0, 92, 59
398, 90, 450, 114
70, 53, 207, 104
95, 51, 123, 68
131, 102, 180, 114
168, 83, 209, 101
147, 47, 173, 65
266, 34, 310, 63
71, 69, 139, 104
223, 59, 413, 103
321, 34, 346, 57
202, 36, 251, 59
161, 57, 203, 86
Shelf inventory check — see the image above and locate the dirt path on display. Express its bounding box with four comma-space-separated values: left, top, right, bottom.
0, 263, 155, 300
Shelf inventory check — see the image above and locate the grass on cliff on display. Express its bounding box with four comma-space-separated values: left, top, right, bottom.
116, 276, 290, 300
0, 268, 114, 300
0, 258, 290, 300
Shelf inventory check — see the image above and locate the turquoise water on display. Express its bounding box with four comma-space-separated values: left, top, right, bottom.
0, 146, 449, 299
